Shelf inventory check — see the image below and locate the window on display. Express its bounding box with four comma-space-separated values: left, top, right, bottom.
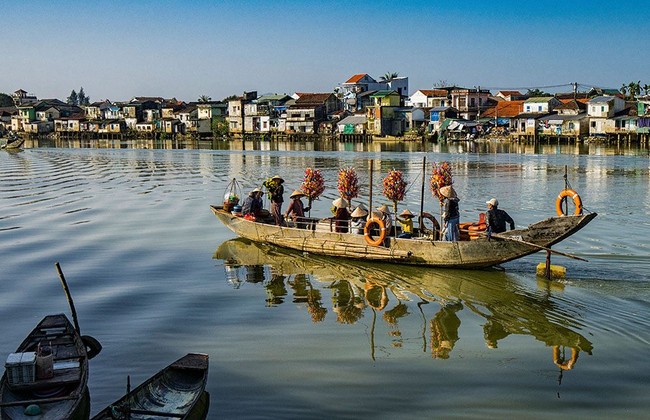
526, 105, 531, 112
591, 121, 596, 128
538, 106, 542, 112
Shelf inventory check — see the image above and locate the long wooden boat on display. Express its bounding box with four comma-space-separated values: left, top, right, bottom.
210, 205, 596, 268
0, 314, 90, 420
1, 137, 24, 150
91, 353, 209, 420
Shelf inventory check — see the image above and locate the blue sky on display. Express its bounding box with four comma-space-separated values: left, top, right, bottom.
2, 1, 648, 103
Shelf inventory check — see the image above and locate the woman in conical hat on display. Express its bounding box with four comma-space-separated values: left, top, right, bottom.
396, 208, 415, 239
332, 197, 349, 209
440, 185, 460, 241
349, 206, 369, 234
332, 197, 351, 233
285, 189, 310, 228
375, 204, 393, 233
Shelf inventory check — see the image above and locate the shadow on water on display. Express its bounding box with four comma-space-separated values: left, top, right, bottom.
214, 238, 593, 373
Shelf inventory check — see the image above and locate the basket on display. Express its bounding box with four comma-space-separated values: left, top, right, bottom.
5, 352, 36, 386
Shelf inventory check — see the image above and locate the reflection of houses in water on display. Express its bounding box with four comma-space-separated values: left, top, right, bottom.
215, 238, 593, 370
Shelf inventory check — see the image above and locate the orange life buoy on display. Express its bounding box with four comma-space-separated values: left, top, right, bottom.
555, 189, 583, 216
364, 217, 386, 247
418, 212, 440, 236
552, 346, 579, 370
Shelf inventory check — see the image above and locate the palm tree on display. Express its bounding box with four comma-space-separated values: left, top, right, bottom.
380, 72, 399, 83
620, 84, 628, 98
198, 95, 211, 103
643, 84, 650, 96
627, 81, 641, 99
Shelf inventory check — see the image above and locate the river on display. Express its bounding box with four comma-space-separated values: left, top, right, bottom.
1, 141, 649, 419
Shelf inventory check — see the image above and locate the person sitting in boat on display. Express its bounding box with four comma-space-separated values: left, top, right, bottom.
268, 175, 285, 226
485, 198, 515, 235
440, 186, 460, 241
332, 197, 351, 233
395, 208, 415, 239
242, 187, 263, 218
376, 204, 393, 235
285, 190, 310, 229
349, 205, 368, 234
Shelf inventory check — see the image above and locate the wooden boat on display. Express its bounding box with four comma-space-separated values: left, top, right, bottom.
0, 314, 90, 420
1, 136, 24, 150
210, 204, 596, 268
91, 353, 209, 420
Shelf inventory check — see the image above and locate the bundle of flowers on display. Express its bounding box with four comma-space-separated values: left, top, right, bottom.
430, 161, 453, 201
262, 177, 280, 199
337, 167, 359, 201
382, 169, 407, 203
300, 168, 325, 201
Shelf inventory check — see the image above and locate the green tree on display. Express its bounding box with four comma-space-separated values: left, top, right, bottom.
211, 116, 229, 138
78, 87, 90, 106
643, 84, 650, 96
67, 90, 78, 105
222, 94, 238, 102
627, 81, 641, 99
380, 72, 399, 82
620, 83, 628, 98
526, 88, 550, 97
198, 95, 211, 103
0, 93, 13, 107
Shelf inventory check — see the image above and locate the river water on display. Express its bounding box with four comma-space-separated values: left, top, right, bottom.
1, 141, 649, 419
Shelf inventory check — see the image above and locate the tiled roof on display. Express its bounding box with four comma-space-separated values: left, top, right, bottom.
556, 99, 586, 110
345, 73, 370, 83
416, 89, 448, 97
480, 100, 524, 118
294, 93, 333, 105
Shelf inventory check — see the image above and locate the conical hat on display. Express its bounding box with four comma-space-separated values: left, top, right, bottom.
271, 175, 284, 182
399, 208, 414, 217
290, 189, 305, 198
439, 185, 457, 198
351, 206, 368, 218
332, 197, 349, 208
377, 204, 391, 214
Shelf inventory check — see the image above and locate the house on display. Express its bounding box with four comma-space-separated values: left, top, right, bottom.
196, 101, 228, 120
366, 90, 401, 136
11, 89, 37, 106
494, 90, 527, 101
160, 118, 184, 134
54, 112, 86, 133
510, 112, 552, 137
480, 100, 524, 131
428, 106, 459, 133
176, 104, 198, 132
522, 97, 562, 114
587, 96, 626, 136
0, 106, 18, 133
284, 93, 339, 134
407, 90, 449, 108
450, 88, 491, 120
394, 107, 426, 132
537, 100, 588, 137
337, 114, 367, 134
226, 91, 257, 134
339, 73, 398, 112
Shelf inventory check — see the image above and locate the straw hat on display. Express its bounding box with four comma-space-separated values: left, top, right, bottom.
332, 197, 349, 208
399, 209, 414, 218
370, 210, 383, 219
271, 175, 284, 183
251, 187, 262, 193
377, 204, 391, 214
356, 203, 367, 211
439, 185, 457, 199
290, 189, 305, 199
351, 206, 368, 218
486, 198, 498, 207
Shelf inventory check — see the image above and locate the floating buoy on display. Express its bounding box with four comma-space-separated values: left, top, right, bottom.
536, 263, 566, 279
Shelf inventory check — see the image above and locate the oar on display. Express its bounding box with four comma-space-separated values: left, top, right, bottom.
55, 262, 81, 334
475, 231, 588, 262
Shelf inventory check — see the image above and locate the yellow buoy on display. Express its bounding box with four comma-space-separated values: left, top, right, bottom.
536, 263, 566, 279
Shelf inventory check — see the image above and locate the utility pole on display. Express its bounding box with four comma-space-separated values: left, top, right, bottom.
572, 82, 578, 100
241, 91, 246, 151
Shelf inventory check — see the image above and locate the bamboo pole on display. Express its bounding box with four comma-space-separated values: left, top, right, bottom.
368, 160, 373, 214
419, 156, 426, 232
55, 262, 81, 334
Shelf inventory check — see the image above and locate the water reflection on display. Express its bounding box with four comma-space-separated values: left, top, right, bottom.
21, 137, 650, 156
215, 238, 593, 372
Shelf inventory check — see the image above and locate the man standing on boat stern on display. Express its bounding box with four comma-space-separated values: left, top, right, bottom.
486, 198, 515, 235
269, 175, 285, 226
440, 186, 460, 241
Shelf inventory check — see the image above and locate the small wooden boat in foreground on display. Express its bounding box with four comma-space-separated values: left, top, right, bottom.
1, 136, 24, 150
91, 353, 209, 420
210, 204, 596, 268
0, 314, 90, 420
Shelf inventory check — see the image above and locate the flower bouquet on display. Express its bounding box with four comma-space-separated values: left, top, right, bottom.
337, 167, 359, 203
262, 177, 280, 200
430, 161, 453, 202
382, 169, 408, 215
300, 168, 325, 215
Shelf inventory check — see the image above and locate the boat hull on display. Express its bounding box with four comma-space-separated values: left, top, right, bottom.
210, 205, 597, 268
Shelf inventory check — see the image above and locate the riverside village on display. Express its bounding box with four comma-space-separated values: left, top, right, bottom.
2, 73, 650, 147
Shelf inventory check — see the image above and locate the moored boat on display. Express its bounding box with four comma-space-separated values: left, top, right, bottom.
210, 204, 596, 268
1, 135, 24, 150
0, 314, 90, 420
91, 353, 209, 420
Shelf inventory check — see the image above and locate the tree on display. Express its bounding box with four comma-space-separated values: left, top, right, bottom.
78, 87, 90, 106
644, 84, 650, 96
198, 95, 211, 103
211, 116, 228, 138
526, 88, 550, 97
627, 81, 641, 99
380, 72, 399, 82
433, 80, 451, 88
67, 90, 78, 105
620, 83, 628, 98
0, 93, 13, 107
222, 94, 238, 102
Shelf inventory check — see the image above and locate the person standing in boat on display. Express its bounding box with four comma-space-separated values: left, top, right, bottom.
440, 186, 460, 241
332, 197, 351, 233
285, 190, 310, 228
485, 198, 515, 235
376, 204, 393, 234
349, 205, 368, 234
242, 187, 263, 217
395, 208, 415, 239
268, 175, 285, 226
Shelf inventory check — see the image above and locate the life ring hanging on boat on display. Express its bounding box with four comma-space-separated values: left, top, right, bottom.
555, 189, 583, 216
364, 217, 386, 247
418, 212, 440, 236
552, 345, 579, 370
